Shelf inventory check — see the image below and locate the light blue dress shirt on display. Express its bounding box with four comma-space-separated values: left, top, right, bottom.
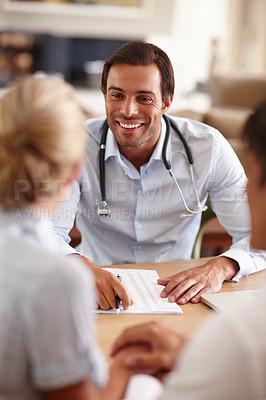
52, 116, 266, 280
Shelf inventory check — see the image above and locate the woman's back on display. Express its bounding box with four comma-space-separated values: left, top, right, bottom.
0, 208, 106, 399
0, 76, 110, 399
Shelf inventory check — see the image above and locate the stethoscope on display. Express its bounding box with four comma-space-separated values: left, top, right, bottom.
97, 114, 207, 219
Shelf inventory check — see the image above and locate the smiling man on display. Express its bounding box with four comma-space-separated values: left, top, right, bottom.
104, 63, 172, 170
52, 41, 266, 310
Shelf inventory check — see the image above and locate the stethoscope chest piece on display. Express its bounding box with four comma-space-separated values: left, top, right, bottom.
97, 200, 111, 218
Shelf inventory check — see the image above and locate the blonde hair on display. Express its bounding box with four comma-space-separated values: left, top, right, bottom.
0, 75, 86, 209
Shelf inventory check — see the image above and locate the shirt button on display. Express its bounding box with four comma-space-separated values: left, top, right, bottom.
138, 224, 143, 228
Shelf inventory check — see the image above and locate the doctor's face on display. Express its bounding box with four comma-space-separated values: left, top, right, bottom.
104, 63, 172, 151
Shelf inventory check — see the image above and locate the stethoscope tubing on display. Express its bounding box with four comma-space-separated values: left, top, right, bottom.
162, 114, 193, 168
98, 115, 207, 218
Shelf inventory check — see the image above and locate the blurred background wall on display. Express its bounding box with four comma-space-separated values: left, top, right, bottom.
0, 0, 265, 114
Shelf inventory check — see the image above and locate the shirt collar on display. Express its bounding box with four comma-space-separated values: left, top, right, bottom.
105, 127, 120, 161
104, 116, 171, 164
150, 116, 168, 161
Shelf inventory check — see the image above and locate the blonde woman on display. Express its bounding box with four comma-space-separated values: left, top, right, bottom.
0, 76, 133, 400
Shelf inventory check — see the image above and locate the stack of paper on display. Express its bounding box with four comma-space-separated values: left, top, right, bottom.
94, 268, 183, 315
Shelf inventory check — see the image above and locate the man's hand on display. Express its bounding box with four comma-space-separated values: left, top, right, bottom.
111, 320, 187, 375
71, 255, 133, 310
158, 256, 239, 304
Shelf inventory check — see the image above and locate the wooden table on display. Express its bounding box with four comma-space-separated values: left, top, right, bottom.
96, 258, 266, 361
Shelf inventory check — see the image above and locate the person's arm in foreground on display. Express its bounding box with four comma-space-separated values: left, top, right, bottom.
111, 292, 266, 400
43, 352, 136, 400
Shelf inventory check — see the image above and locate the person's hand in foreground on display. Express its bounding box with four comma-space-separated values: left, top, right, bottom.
111, 320, 188, 377
158, 256, 239, 304
71, 254, 134, 310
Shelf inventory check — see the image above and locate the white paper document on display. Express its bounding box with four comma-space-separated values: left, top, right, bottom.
94, 268, 183, 315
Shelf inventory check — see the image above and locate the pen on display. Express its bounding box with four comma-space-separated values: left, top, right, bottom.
115, 274, 122, 315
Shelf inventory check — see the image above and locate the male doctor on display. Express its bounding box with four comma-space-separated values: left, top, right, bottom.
52, 41, 266, 309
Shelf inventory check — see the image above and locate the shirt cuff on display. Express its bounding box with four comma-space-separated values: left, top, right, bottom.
218, 248, 255, 282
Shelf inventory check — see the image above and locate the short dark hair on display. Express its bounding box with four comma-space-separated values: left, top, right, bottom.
243, 99, 266, 184
101, 41, 175, 103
